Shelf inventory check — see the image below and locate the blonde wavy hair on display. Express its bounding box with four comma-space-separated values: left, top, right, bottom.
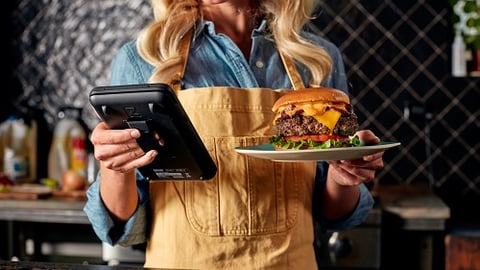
137, 0, 332, 87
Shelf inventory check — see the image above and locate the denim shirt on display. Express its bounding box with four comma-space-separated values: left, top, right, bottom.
84, 19, 374, 246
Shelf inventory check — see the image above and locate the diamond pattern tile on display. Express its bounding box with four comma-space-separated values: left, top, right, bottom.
7, 0, 152, 127
314, 0, 480, 219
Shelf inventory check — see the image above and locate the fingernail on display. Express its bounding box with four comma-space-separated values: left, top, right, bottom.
131, 129, 140, 138
150, 150, 158, 158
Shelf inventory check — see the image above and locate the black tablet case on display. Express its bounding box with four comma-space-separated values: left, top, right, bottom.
89, 83, 217, 181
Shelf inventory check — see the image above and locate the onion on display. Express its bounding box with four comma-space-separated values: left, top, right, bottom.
61, 170, 86, 191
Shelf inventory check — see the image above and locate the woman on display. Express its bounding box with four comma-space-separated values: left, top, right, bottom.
84, 0, 384, 269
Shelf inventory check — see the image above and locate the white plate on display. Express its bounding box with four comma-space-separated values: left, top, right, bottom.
235, 142, 401, 162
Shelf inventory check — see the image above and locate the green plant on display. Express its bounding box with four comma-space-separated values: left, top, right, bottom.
450, 0, 480, 49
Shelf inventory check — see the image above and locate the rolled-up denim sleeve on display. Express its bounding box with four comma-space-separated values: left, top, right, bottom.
83, 171, 149, 246
313, 162, 374, 232
83, 40, 153, 246
323, 184, 374, 231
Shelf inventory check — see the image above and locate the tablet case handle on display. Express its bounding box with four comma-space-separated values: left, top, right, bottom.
127, 120, 162, 153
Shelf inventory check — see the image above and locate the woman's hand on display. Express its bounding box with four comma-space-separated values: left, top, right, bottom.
90, 122, 158, 173
322, 129, 384, 221
327, 129, 384, 186
90, 122, 159, 221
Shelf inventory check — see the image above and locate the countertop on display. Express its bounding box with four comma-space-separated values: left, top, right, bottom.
0, 184, 451, 228
377, 184, 451, 231
0, 195, 88, 224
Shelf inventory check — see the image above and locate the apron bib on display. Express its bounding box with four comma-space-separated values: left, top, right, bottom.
145, 31, 317, 270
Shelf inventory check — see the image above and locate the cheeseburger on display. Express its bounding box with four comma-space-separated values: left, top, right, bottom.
270, 87, 361, 150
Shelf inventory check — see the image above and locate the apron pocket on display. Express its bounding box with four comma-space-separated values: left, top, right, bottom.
185, 136, 302, 236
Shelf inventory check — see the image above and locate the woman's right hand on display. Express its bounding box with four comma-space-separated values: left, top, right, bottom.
90, 122, 158, 221
90, 122, 158, 174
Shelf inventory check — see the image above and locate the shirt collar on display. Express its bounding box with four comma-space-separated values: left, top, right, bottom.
195, 18, 269, 39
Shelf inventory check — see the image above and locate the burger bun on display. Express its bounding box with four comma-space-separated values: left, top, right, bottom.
272, 87, 350, 112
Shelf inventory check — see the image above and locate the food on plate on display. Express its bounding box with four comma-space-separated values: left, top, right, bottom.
270, 87, 361, 150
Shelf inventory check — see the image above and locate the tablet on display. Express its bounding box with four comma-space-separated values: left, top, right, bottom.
88, 83, 217, 181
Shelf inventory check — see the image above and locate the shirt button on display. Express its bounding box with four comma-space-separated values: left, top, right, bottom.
255, 60, 264, 68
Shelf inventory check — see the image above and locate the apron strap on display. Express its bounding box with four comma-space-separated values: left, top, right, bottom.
175, 28, 305, 91
277, 50, 305, 90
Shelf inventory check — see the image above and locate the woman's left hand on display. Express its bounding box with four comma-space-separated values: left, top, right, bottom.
327, 129, 384, 186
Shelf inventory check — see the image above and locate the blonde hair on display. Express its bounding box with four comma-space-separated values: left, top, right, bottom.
137, 0, 332, 86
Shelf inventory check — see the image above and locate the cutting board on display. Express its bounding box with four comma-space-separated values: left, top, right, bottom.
51, 189, 87, 200
0, 184, 52, 199
0, 183, 88, 200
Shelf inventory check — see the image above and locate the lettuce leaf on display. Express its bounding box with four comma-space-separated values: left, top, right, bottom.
270, 135, 361, 150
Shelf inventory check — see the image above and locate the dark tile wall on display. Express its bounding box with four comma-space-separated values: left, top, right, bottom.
314, 0, 480, 222
4, 1, 480, 221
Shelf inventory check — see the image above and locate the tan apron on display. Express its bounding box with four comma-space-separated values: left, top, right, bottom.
145, 32, 317, 269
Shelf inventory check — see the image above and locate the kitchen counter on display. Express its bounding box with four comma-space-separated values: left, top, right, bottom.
0, 196, 88, 224
378, 184, 450, 231
378, 184, 451, 270
0, 195, 96, 262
